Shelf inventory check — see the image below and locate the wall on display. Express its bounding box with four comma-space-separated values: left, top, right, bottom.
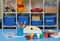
0, 0, 1, 19
59, 0, 60, 29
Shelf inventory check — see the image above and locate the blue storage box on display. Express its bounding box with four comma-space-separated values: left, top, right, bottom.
44, 16, 56, 25
18, 16, 29, 26
4, 16, 15, 26
32, 20, 43, 26
45, 4, 56, 6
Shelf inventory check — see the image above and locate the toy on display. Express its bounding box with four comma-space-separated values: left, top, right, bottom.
8, 35, 13, 38
31, 8, 43, 12
44, 34, 48, 38
24, 26, 42, 33
5, 7, 11, 12
40, 33, 44, 38
7, 2, 15, 12
51, 34, 60, 38
24, 26, 42, 39
37, 34, 40, 39
17, 0, 28, 12
5, 2, 15, 12
16, 21, 23, 36
44, 33, 50, 38
30, 34, 34, 40
25, 35, 30, 40
47, 30, 56, 35
3, 32, 16, 39
34, 34, 37, 39
58, 32, 60, 37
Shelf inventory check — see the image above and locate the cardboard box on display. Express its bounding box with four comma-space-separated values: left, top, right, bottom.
45, 6, 57, 13
32, 15, 40, 20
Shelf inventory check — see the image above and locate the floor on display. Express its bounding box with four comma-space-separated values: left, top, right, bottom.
0, 29, 60, 41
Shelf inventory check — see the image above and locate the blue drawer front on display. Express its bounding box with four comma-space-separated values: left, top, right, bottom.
18, 16, 29, 26
32, 20, 43, 26
44, 16, 56, 25
4, 16, 15, 26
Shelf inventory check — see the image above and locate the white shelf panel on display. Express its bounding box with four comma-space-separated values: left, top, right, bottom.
2, 12, 16, 14
44, 12, 57, 14
37, 25, 43, 27
23, 25, 43, 27
30, 25, 43, 27
44, 25, 57, 27
3, 25, 16, 27
17, 12, 30, 14
44, 28, 56, 30
31, 12, 43, 14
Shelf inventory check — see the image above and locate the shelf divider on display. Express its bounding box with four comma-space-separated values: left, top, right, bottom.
43, 0, 45, 30
29, 0, 31, 25
57, 0, 59, 30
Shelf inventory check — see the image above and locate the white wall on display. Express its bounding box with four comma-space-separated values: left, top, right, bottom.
0, 0, 1, 19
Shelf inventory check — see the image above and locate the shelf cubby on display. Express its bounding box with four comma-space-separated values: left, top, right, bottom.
31, 0, 43, 12
44, 0, 57, 13
3, 13, 16, 28
17, 0, 29, 13
3, 0, 16, 12
31, 14, 43, 28
17, 13, 30, 26
44, 15, 57, 27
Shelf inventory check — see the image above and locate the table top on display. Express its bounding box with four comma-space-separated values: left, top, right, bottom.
0, 29, 60, 41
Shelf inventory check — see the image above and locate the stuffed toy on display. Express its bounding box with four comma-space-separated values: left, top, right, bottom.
17, 0, 28, 12
24, 26, 42, 33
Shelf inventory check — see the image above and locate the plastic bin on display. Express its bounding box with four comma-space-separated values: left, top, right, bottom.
44, 16, 56, 25
18, 16, 29, 26
4, 16, 15, 26
32, 20, 43, 26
